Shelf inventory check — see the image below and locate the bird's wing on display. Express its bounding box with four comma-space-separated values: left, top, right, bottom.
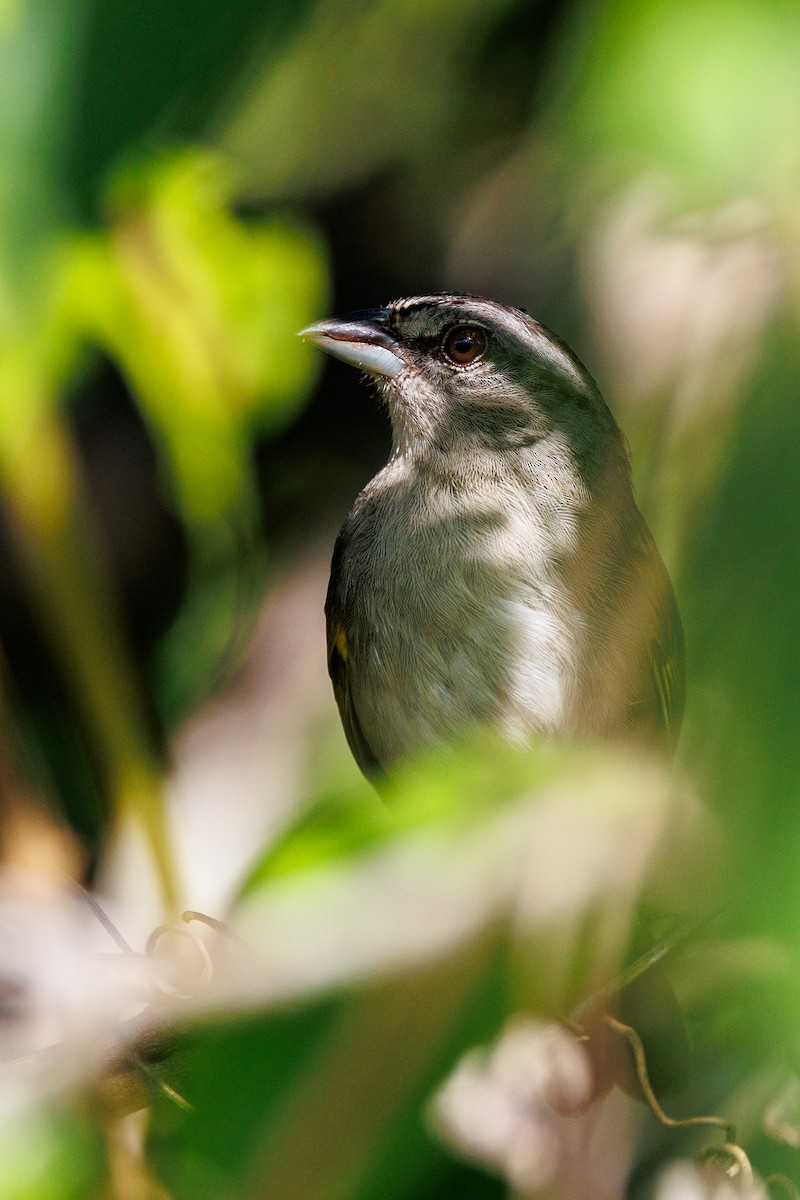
627, 522, 686, 751
326, 618, 384, 779
646, 584, 686, 749
325, 531, 384, 780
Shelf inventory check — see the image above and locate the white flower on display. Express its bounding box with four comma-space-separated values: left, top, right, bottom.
429, 1017, 638, 1199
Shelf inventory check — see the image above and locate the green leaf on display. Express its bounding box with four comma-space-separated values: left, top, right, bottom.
238, 736, 562, 897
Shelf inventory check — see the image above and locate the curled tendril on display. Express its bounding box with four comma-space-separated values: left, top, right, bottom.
603, 1015, 736, 1143
600, 1013, 800, 1197
181, 910, 252, 956
77, 886, 253, 998
696, 1142, 755, 1187
73, 887, 194, 1110
146, 922, 214, 996
146, 910, 253, 997
693, 1149, 800, 1197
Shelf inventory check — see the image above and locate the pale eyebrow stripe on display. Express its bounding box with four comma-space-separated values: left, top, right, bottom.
526, 328, 588, 392
391, 297, 593, 395
492, 308, 591, 394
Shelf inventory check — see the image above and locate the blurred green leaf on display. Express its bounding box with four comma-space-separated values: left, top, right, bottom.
151, 1002, 342, 1200
0, 0, 322, 322
66, 151, 327, 524
684, 320, 800, 929
0, 0, 87, 306
562, 0, 800, 206
67, 0, 319, 211
0, 1106, 104, 1200
239, 737, 564, 896
46, 149, 329, 725
221, 0, 517, 202
152, 947, 505, 1200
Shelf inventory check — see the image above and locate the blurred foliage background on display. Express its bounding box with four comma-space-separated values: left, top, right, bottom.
2, 0, 800, 1198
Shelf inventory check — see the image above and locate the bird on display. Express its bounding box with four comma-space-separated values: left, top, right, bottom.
301, 293, 684, 779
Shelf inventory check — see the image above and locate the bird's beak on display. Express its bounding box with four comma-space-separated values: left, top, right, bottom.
299, 308, 405, 379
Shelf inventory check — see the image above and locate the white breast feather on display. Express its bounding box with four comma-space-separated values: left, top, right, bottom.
500, 600, 574, 735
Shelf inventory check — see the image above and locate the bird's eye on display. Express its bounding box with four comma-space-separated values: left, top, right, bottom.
442, 325, 487, 366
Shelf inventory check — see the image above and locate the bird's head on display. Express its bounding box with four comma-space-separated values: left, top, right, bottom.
301, 294, 623, 475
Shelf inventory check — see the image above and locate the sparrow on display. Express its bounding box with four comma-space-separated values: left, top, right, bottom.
301, 294, 684, 777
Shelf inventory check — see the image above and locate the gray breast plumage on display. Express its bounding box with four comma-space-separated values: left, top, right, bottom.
325, 441, 675, 772
309, 293, 684, 777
